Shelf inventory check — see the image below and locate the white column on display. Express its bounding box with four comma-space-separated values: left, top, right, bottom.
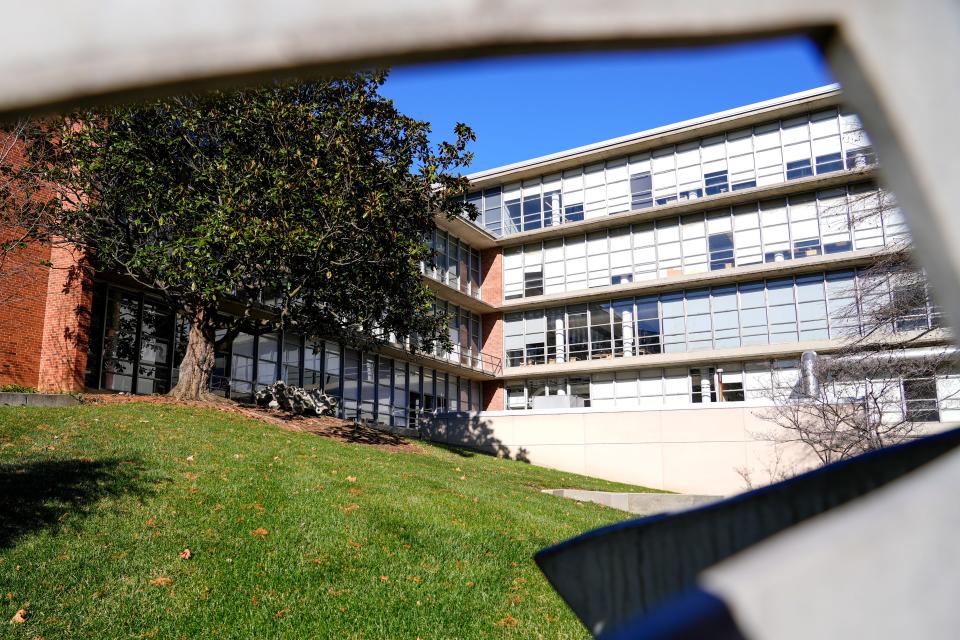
555, 316, 566, 364
700, 367, 713, 403
622, 309, 634, 357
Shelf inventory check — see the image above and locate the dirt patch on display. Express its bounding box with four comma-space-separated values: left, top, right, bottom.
82, 393, 416, 453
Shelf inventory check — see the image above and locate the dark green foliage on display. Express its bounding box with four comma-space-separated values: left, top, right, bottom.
17, 73, 476, 396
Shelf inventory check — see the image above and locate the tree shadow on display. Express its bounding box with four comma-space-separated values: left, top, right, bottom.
0, 457, 156, 550
421, 412, 530, 463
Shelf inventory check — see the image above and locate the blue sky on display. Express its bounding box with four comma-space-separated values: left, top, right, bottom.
381, 37, 833, 173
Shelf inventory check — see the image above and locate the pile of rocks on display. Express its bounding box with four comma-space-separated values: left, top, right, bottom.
254, 381, 338, 417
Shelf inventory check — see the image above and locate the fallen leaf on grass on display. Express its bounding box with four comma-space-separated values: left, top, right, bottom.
347, 539, 362, 550
494, 614, 520, 628
346, 476, 357, 483
250, 528, 269, 538
10, 608, 27, 624
274, 608, 289, 619
407, 575, 422, 584
340, 503, 359, 514
179, 549, 192, 560
348, 487, 363, 497
148, 577, 173, 587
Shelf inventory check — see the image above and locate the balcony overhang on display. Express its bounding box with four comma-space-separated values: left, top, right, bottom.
498, 330, 951, 380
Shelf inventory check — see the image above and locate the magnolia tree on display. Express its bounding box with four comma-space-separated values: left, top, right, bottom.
749, 184, 956, 482
13, 73, 476, 400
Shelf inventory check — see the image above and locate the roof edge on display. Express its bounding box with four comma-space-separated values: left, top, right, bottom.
465, 83, 842, 183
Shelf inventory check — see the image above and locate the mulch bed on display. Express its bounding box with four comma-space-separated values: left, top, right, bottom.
82, 393, 416, 453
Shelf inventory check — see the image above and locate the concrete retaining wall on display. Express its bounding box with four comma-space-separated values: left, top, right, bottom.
0, 392, 80, 407
542, 489, 719, 515
424, 404, 809, 495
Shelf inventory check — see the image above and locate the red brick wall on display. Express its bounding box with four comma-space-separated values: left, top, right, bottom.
482, 380, 504, 412
479, 247, 502, 306
37, 244, 92, 392
481, 312, 503, 410
0, 231, 50, 388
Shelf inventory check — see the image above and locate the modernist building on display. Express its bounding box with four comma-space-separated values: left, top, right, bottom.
2, 85, 956, 492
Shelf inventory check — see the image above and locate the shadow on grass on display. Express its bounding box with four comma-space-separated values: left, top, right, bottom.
0, 457, 155, 549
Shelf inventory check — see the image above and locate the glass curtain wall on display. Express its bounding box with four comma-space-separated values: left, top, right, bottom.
502, 184, 905, 300
469, 108, 875, 238
503, 269, 939, 367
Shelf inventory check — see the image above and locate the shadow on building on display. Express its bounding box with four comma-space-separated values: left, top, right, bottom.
0, 457, 155, 549
421, 411, 530, 463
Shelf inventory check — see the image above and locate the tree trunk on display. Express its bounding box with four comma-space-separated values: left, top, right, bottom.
169, 314, 217, 401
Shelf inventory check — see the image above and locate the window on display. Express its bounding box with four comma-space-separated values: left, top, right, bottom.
635, 297, 661, 355
257, 334, 279, 388
786, 158, 813, 180
567, 305, 589, 362
503, 246, 523, 300
569, 376, 591, 407
846, 147, 877, 169
393, 361, 408, 427
767, 278, 799, 343
660, 293, 685, 353
506, 382, 526, 410
504, 313, 524, 367
690, 367, 717, 403
609, 226, 632, 285
685, 290, 712, 351
341, 348, 360, 419
360, 354, 376, 421
136, 298, 175, 394
589, 302, 612, 359
504, 185, 522, 234
524, 310, 546, 365
630, 171, 653, 209
523, 243, 543, 297
483, 188, 502, 236
282, 334, 302, 386
377, 357, 392, 423
903, 378, 939, 422
304, 341, 322, 389
717, 365, 745, 402
704, 170, 729, 195
522, 192, 542, 231
815, 152, 843, 174
708, 229, 735, 271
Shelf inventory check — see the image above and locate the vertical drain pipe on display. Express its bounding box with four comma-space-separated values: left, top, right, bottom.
801, 350, 819, 397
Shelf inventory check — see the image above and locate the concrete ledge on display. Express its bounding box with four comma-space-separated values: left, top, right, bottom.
0, 392, 80, 408
543, 488, 719, 516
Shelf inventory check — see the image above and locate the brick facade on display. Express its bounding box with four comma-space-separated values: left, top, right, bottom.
0, 230, 50, 388
479, 246, 504, 409
481, 312, 503, 410
479, 247, 502, 306
37, 244, 92, 392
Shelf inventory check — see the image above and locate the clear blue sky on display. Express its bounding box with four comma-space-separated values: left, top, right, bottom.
380, 37, 833, 173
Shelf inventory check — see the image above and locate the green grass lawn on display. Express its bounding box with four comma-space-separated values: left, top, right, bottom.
0, 403, 657, 639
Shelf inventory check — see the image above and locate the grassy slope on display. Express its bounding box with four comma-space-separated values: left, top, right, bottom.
0, 403, 656, 639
